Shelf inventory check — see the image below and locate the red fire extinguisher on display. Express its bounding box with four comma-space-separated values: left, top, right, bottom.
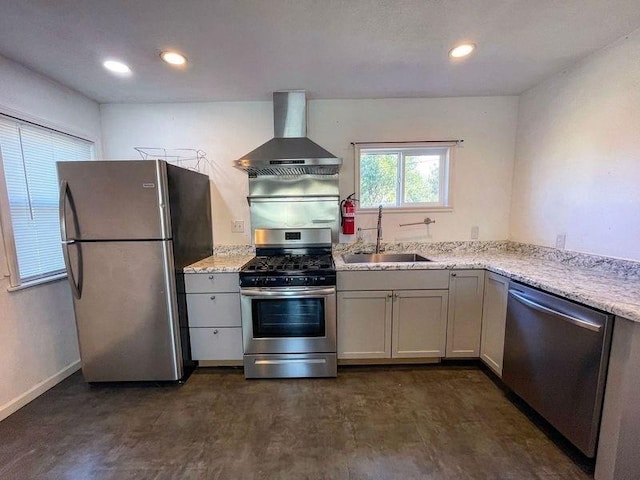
340, 193, 357, 235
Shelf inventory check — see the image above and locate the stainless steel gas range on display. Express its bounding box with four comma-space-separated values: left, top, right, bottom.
239, 228, 337, 379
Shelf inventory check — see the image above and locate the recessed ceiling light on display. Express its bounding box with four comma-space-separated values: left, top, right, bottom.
449, 43, 476, 59
160, 51, 188, 66
103, 60, 131, 75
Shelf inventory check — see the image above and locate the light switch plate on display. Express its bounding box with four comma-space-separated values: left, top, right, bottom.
556, 234, 566, 250
470, 226, 479, 240
231, 220, 244, 233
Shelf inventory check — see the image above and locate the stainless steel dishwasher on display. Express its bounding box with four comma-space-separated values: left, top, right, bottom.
503, 282, 613, 458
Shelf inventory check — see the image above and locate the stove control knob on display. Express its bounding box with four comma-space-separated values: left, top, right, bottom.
285, 277, 292, 285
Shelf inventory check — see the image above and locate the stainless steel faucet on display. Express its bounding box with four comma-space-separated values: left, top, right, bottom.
357, 205, 384, 253
375, 205, 383, 253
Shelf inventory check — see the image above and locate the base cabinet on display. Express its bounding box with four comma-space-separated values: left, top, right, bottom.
480, 271, 509, 376
393, 290, 449, 358
337, 286, 448, 360
337, 291, 392, 359
190, 327, 243, 360
185, 273, 243, 362
446, 270, 485, 358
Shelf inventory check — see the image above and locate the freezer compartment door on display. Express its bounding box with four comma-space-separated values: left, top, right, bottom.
57, 160, 170, 241
69, 240, 182, 382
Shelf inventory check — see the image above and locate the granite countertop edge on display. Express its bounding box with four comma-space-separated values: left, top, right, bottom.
183, 251, 640, 323
334, 252, 640, 323
182, 254, 255, 273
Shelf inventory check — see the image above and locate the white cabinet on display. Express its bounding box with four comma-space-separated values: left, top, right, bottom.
185, 272, 243, 362
337, 271, 449, 361
393, 290, 449, 358
446, 270, 485, 358
480, 271, 509, 376
186, 293, 241, 327
190, 327, 243, 361
337, 291, 392, 359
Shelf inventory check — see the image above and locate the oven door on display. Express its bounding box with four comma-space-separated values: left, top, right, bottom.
241, 287, 336, 354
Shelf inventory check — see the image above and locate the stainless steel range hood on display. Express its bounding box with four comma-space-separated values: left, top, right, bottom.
234, 91, 342, 176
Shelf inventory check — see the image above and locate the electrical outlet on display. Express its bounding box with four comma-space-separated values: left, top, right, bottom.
555, 234, 566, 250
470, 226, 479, 240
231, 220, 244, 233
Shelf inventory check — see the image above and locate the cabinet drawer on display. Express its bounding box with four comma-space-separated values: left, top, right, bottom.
338, 270, 449, 291
190, 327, 243, 360
184, 273, 239, 293
186, 293, 241, 327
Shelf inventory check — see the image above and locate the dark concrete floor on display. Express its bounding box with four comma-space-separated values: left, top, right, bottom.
0, 365, 592, 480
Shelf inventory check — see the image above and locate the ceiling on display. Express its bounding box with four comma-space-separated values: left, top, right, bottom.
0, 0, 638, 104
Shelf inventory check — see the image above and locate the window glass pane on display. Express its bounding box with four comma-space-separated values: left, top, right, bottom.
404, 155, 440, 204
0, 116, 93, 283
359, 152, 398, 208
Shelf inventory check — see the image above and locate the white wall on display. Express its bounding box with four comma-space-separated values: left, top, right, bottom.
0, 55, 101, 420
101, 96, 518, 244
510, 29, 640, 261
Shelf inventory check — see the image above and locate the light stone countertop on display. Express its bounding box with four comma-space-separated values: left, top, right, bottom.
334, 250, 640, 323
181, 242, 640, 323
183, 254, 255, 273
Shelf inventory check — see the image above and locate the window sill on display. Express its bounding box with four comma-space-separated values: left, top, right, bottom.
357, 207, 453, 214
6, 273, 68, 292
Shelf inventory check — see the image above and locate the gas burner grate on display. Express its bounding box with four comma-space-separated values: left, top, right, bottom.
242, 254, 333, 273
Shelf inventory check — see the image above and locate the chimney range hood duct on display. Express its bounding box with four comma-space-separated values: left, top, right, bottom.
234, 91, 342, 176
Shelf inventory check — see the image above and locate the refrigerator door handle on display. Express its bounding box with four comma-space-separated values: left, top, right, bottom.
62, 240, 81, 299
59, 180, 81, 299
59, 179, 69, 242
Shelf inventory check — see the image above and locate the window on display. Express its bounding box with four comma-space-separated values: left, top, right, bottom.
0, 115, 94, 287
355, 142, 452, 210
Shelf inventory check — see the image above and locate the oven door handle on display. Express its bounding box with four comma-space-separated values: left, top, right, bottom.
241, 287, 336, 298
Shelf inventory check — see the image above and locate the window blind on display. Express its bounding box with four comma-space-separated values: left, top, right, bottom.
0, 116, 94, 283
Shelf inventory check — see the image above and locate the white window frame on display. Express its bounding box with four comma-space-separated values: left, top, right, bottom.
354, 142, 454, 212
0, 111, 95, 290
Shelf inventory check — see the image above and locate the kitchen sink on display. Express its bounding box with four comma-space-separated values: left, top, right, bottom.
341, 253, 432, 264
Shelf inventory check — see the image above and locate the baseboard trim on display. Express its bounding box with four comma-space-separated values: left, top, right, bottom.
0, 359, 81, 422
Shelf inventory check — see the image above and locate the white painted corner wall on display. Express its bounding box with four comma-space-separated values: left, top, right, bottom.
0, 54, 101, 420
100, 96, 519, 245
510, 29, 640, 261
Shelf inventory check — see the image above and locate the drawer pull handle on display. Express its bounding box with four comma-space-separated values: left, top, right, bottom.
213, 329, 219, 334
210, 295, 216, 300
208, 275, 214, 280
451, 273, 457, 277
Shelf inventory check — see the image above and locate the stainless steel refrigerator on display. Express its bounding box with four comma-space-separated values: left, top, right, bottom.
57, 160, 212, 382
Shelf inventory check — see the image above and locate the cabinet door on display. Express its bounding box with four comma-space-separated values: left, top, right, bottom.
393, 290, 449, 358
337, 291, 392, 359
480, 272, 509, 376
446, 270, 485, 358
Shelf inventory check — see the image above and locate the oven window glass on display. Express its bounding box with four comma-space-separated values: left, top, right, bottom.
252, 298, 325, 338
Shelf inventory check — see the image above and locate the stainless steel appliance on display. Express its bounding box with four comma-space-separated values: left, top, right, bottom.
57, 160, 212, 382
503, 282, 613, 457
235, 91, 342, 242
234, 90, 342, 176
240, 228, 337, 378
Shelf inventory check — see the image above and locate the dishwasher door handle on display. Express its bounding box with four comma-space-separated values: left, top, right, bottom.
508, 289, 602, 332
